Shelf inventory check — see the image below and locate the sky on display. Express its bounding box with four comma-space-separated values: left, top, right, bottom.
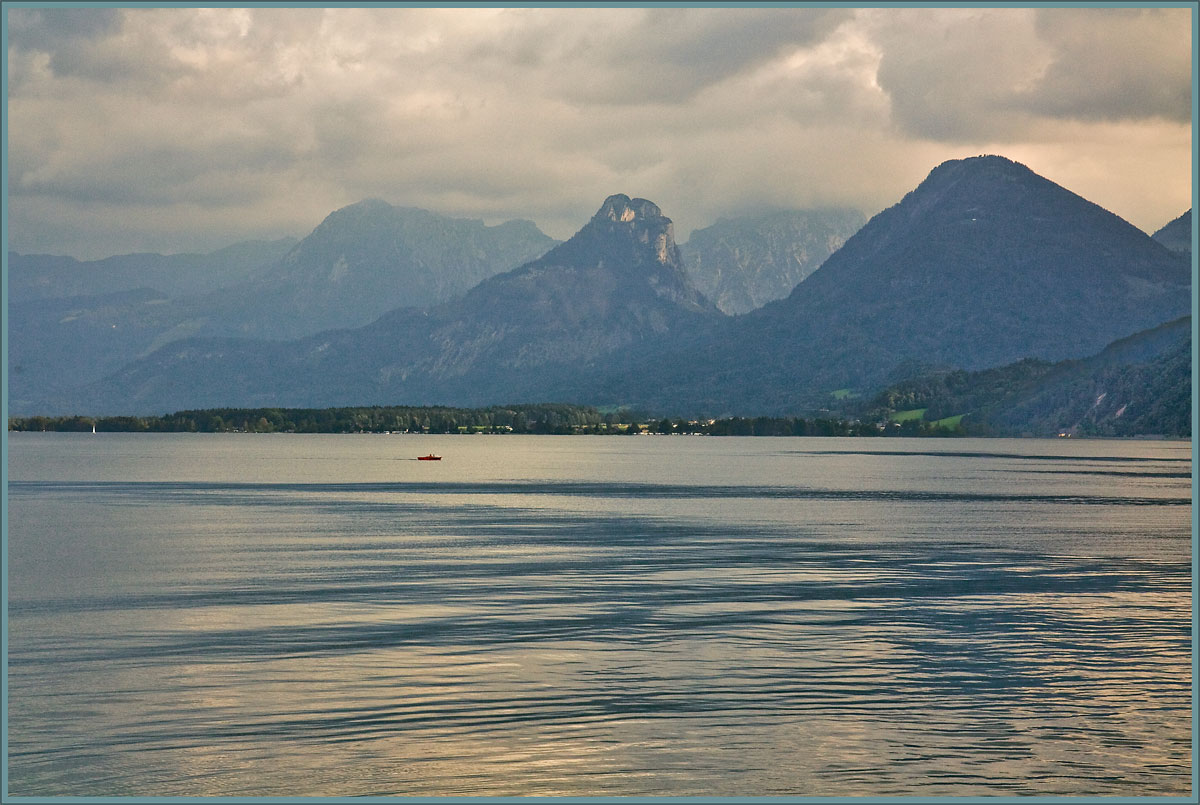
5, 3, 1195, 260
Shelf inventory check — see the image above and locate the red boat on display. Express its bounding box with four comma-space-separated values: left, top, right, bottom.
417, 454, 442, 461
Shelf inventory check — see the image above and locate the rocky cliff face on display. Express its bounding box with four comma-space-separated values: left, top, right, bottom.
680, 209, 865, 314
501, 194, 712, 311
348, 193, 720, 397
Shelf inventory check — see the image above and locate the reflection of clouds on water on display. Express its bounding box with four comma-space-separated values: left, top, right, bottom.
6, 435, 1192, 796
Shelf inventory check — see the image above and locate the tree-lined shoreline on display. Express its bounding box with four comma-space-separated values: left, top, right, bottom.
7, 403, 960, 437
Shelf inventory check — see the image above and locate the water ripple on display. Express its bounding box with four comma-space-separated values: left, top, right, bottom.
9, 479, 1192, 506
7, 438, 1191, 796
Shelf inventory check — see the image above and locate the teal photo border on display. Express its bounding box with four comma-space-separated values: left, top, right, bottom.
2, 2, 1196, 803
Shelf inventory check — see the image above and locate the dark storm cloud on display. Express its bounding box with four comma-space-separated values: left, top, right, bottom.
1022, 8, 1192, 124
872, 7, 1192, 142
7, 7, 182, 88
541, 7, 853, 104
7, 7, 123, 49
872, 9, 1043, 141
5, 6, 1192, 259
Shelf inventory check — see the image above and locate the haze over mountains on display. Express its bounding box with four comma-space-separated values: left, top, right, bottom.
9, 155, 1192, 436
680, 209, 865, 315
47, 195, 718, 412
208, 201, 559, 340
9, 238, 298, 302
9, 204, 558, 407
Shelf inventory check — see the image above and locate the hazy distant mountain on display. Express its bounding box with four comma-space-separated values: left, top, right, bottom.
205, 200, 559, 339
51, 195, 720, 414
8, 203, 558, 413
8, 289, 176, 406
865, 316, 1191, 437
8, 239, 295, 405
1151, 209, 1191, 257
680, 209, 864, 314
605, 155, 1192, 415
8, 238, 298, 303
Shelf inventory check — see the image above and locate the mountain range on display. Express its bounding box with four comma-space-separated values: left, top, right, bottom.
9, 155, 1193, 429
865, 315, 1190, 437
679, 209, 865, 315
202, 200, 559, 340
8, 238, 298, 303
8, 204, 558, 410
47, 195, 717, 412
604, 155, 1191, 414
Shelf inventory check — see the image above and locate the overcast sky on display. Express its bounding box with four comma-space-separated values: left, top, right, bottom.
6, 4, 1194, 259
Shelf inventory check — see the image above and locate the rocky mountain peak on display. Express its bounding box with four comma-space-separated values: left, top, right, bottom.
493, 194, 713, 317
595, 194, 664, 224
576, 194, 679, 269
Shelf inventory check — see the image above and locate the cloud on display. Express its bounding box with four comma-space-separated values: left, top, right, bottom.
869, 8, 1049, 141
8, 7, 184, 90
1022, 8, 1192, 124
484, 7, 854, 105
5, 6, 1192, 259
7, 7, 124, 54
868, 7, 1192, 142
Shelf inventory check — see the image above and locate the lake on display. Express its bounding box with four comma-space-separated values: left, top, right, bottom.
5, 433, 1192, 797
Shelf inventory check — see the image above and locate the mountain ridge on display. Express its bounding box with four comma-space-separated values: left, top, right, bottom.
16, 157, 1192, 432
8, 238, 299, 302
863, 316, 1191, 437
1152, 209, 1192, 257
599, 155, 1191, 414
45, 194, 721, 414
7, 202, 559, 412
206, 198, 559, 339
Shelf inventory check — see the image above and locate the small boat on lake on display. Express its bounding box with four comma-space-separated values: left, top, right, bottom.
417, 454, 442, 461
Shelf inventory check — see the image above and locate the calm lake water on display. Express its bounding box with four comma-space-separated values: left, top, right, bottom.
6, 433, 1193, 797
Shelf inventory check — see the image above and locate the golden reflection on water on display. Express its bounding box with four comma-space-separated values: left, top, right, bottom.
6, 435, 1191, 796
124, 581, 1190, 796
